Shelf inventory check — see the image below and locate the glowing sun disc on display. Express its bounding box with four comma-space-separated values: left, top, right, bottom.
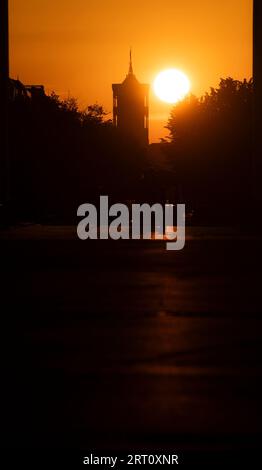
154, 69, 191, 103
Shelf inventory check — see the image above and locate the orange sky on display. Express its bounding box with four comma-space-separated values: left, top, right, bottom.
10, 0, 253, 142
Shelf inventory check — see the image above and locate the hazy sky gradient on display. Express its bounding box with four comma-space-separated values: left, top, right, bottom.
10, 0, 253, 142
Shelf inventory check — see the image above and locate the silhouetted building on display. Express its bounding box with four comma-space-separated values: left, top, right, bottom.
112, 51, 149, 146
9, 79, 45, 102
25, 85, 45, 99
9, 79, 28, 101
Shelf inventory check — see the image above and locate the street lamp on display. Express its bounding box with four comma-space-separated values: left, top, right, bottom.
0, 0, 9, 213
253, 0, 262, 203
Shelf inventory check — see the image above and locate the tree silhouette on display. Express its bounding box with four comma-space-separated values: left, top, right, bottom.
164, 78, 253, 223
9, 90, 148, 221
8, 77, 253, 224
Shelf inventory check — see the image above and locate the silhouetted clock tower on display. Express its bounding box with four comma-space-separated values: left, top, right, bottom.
112, 51, 149, 147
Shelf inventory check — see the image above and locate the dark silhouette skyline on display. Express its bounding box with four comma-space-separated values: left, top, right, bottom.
1, 73, 253, 226
8, 0, 252, 144
0, 1, 258, 223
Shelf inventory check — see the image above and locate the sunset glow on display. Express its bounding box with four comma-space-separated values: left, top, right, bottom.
9, 0, 252, 141
153, 69, 191, 103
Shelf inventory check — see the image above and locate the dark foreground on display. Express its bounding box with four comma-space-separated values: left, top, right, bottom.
1, 227, 262, 462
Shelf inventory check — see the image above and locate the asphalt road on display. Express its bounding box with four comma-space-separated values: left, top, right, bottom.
1, 226, 261, 456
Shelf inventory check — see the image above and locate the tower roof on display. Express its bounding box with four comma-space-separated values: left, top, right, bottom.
122, 48, 139, 85
128, 48, 133, 75
112, 50, 149, 91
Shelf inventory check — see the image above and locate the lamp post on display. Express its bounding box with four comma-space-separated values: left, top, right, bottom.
253, 0, 262, 204
0, 0, 9, 215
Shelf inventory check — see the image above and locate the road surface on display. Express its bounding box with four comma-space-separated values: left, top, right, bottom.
1, 226, 261, 459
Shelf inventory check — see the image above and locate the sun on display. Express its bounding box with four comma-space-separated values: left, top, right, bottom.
153, 69, 191, 104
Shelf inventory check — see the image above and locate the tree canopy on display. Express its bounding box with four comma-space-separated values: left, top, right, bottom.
164, 78, 253, 222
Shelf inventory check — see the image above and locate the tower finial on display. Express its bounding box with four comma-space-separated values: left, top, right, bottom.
129, 47, 133, 74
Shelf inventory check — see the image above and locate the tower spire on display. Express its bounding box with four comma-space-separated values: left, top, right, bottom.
128, 48, 133, 75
